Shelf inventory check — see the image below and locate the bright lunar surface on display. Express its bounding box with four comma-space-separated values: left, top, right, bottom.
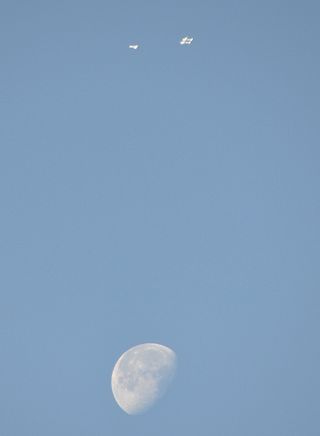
111, 343, 177, 415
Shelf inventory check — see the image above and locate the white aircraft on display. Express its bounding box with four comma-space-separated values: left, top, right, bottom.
129, 44, 139, 50
180, 36, 193, 45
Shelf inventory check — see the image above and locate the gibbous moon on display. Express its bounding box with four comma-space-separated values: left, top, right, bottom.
111, 343, 177, 415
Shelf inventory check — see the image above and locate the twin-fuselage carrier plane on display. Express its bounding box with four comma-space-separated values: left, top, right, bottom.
129, 36, 193, 50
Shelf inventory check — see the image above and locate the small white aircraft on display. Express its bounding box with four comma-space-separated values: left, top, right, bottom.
129, 44, 139, 50
180, 36, 193, 45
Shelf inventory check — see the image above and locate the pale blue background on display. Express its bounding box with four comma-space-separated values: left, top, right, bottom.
1, 1, 319, 435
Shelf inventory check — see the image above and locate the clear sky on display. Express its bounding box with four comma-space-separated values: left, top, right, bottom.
1, 1, 320, 435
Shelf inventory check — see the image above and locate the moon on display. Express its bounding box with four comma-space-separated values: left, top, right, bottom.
111, 343, 177, 415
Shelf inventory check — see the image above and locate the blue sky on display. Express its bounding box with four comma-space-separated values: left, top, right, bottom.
1, 1, 320, 435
